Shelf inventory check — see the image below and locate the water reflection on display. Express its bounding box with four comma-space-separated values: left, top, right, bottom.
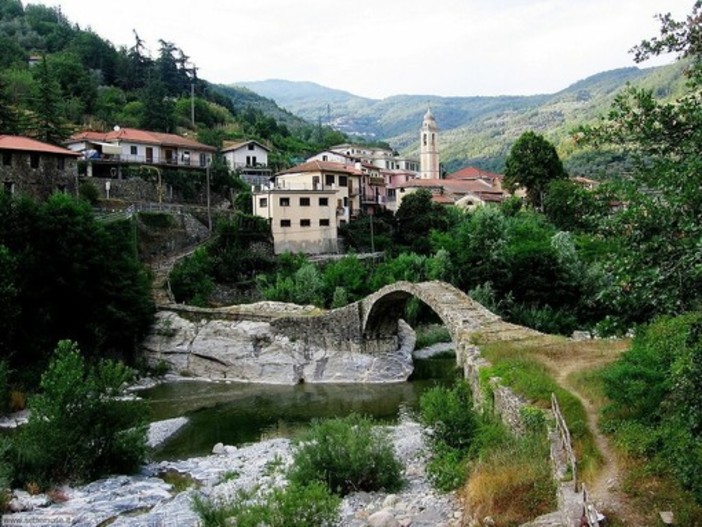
138, 356, 459, 461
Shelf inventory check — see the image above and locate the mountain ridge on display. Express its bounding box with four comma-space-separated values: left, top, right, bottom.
233, 62, 687, 174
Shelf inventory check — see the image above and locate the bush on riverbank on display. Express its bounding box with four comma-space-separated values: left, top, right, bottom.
3, 340, 150, 489
288, 413, 404, 496
419, 381, 481, 491
193, 480, 340, 527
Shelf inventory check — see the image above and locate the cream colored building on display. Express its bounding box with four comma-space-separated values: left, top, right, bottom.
419, 108, 440, 180
253, 188, 339, 255
274, 160, 363, 225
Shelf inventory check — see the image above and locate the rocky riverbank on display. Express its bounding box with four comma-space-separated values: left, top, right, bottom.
1, 412, 463, 527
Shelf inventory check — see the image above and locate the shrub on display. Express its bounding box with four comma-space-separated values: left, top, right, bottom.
78, 181, 99, 204
419, 380, 477, 451
426, 442, 469, 491
193, 480, 340, 527
288, 414, 404, 496
9, 340, 150, 488
169, 247, 214, 306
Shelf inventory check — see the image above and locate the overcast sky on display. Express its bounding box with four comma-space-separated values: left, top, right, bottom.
36, 0, 693, 100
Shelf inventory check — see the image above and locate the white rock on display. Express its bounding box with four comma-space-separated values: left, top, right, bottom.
368, 508, 400, 527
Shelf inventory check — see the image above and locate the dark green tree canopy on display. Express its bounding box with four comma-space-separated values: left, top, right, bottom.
504, 131, 567, 210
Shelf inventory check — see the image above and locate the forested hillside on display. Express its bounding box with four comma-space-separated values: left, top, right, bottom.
0, 0, 347, 169
236, 61, 689, 175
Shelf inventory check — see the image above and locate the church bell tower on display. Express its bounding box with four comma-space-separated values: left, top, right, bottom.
420, 107, 440, 180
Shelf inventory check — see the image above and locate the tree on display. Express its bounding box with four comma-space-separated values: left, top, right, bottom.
504, 131, 567, 210
0, 75, 20, 134
574, 2, 702, 329
8, 340, 149, 488
29, 56, 70, 144
393, 189, 449, 255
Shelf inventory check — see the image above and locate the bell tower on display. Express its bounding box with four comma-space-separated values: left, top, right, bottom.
420, 107, 440, 180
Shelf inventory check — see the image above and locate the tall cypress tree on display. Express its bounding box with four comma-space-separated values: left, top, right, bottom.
30, 56, 70, 144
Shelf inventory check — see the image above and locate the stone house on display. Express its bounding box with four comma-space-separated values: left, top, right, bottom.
0, 135, 80, 200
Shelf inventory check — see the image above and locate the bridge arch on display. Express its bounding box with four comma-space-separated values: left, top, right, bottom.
360, 281, 502, 347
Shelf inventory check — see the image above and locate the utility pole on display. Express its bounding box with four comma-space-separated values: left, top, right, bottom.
370, 212, 375, 253
206, 161, 212, 232
190, 81, 195, 128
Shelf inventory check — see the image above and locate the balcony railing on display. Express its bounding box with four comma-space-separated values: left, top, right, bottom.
82, 153, 210, 168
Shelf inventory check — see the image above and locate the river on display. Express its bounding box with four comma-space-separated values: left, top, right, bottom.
139, 354, 459, 461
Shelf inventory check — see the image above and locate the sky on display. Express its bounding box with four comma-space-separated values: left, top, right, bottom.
36, 0, 694, 100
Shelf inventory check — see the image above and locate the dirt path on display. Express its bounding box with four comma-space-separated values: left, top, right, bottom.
537, 339, 645, 525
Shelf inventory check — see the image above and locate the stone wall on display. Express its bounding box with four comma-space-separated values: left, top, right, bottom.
1, 153, 79, 200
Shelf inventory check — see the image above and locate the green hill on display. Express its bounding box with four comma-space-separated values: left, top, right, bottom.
235, 62, 689, 175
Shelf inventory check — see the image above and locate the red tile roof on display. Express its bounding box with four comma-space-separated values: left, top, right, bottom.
0, 135, 79, 156
68, 128, 216, 151
396, 177, 508, 204
446, 166, 504, 181
277, 160, 362, 176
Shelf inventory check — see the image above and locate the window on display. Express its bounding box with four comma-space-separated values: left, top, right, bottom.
259, 197, 268, 208
246, 156, 251, 166
200, 153, 207, 167
3, 181, 14, 195
280, 219, 291, 228
325, 174, 335, 186
300, 197, 310, 206
432, 133, 435, 145
57, 157, 65, 170
280, 197, 290, 207
338, 175, 348, 187
248, 143, 255, 150
301, 219, 311, 227
319, 219, 330, 227
423, 133, 427, 146
30, 153, 39, 168
2, 152, 11, 166
343, 197, 348, 206
251, 156, 257, 166
130, 145, 137, 155
322, 155, 328, 161
313, 176, 320, 189
319, 197, 329, 206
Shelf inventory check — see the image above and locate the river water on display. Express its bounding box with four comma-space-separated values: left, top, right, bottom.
138, 355, 459, 461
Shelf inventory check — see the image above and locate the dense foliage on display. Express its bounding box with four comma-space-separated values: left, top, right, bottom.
0, 192, 154, 379
601, 312, 702, 502
4, 340, 150, 488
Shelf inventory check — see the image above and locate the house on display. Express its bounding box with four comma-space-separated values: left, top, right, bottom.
65, 127, 216, 178
0, 134, 80, 200
272, 160, 364, 225
221, 140, 272, 187
251, 160, 368, 255
307, 149, 419, 214
393, 167, 510, 210
252, 188, 338, 255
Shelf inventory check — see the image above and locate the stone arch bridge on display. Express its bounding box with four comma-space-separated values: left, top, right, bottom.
269, 280, 541, 358
158, 280, 542, 366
